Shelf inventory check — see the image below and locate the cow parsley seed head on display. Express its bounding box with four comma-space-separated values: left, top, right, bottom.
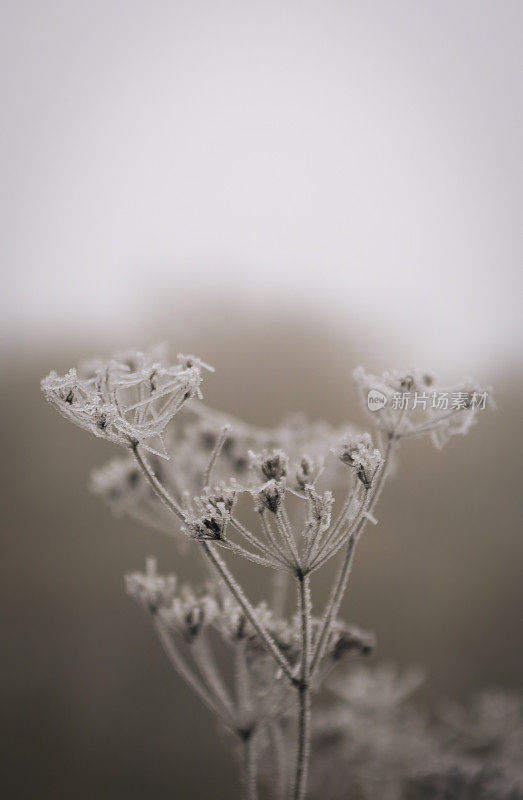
382, 368, 435, 394
249, 448, 289, 482
199, 483, 238, 514
127, 559, 217, 640
41, 348, 209, 456
305, 488, 334, 534
354, 366, 491, 448
329, 663, 425, 714
294, 454, 323, 490
177, 353, 214, 373
244, 617, 301, 671
125, 557, 177, 614
253, 478, 286, 514
183, 485, 237, 540
162, 586, 218, 642
216, 595, 290, 649
334, 433, 383, 489
327, 623, 376, 662
41, 369, 120, 439
184, 505, 230, 540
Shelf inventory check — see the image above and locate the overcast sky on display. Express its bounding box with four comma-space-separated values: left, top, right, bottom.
1, 0, 521, 372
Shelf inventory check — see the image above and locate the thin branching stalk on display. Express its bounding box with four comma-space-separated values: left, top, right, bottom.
308, 485, 359, 567
310, 438, 395, 677
293, 573, 312, 800
192, 636, 235, 722
259, 511, 293, 568
398, 409, 461, 440
132, 443, 185, 521
241, 732, 258, 800
202, 424, 230, 488
268, 720, 288, 800
133, 444, 296, 683
154, 619, 235, 731
309, 534, 357, 678
230, 516, 290, 567
201, 541, 296, 684
235, 642, 252, 724
223, 539, 281, 570
275, 508, 300, 567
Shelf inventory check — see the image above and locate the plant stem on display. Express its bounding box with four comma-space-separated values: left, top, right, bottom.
293, 573, 312, 800
133, 444, 296, 684
132, 443, 185, 522
241, 733, 258, 800
309, 534, 356, 676
269, 721, 288, 800
310, 436, 396, 678
153, 618, 235, 730
192, 636, 235, 722
201, 541, 295, 684
202, 424, 230, 488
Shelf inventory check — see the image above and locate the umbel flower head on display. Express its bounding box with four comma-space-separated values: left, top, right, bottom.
328, 663, 425, 714
162, 585, 219, 642
125, 557, 177, 614
354, 366, 492, 448
249, 448, 289, 482
126, 559, 218, 641
334, 432, 383, 489
41, 348, 210, 457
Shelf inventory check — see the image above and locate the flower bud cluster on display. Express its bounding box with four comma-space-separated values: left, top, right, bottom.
354, 366, 491, 447
327, 622, 376, 662
249, 448, 289, 482
125, 557, 177, 614
126, 559, 217, 641
41, 349, 207, 456
334, 433, 383, 489
162, 586, 219, 642
184, 484, 237, 540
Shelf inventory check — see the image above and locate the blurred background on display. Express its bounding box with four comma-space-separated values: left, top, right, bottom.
1, 1, 522, 797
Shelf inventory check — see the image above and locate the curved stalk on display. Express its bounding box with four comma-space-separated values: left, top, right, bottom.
154, 619, 235, 731
133, 444, 296, 684
201, 542, 295, 684
310, 437, 396, 678
132, 443, 185, 521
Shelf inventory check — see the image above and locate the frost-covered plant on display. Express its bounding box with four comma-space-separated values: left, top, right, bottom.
42, 350, 502, 799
